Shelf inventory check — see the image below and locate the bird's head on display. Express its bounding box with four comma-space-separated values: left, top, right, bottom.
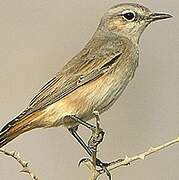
99, 3, 172, 43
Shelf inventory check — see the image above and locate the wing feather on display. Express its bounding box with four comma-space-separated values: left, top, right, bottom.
12, 35, 124, 121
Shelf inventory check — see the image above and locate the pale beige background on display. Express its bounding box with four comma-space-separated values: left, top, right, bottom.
0, 0, 178, 180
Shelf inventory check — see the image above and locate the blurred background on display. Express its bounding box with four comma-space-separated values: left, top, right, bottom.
0, 0, 178, 179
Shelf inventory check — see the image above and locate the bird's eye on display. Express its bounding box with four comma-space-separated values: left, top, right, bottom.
122, 11, 135, 21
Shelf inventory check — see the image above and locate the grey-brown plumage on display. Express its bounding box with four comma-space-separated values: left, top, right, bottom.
0, 3, 172, 148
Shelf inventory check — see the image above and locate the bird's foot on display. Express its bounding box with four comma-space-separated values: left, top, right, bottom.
79, 157, 112, 180
88, 128, 105, 151
88, 110, 105, 150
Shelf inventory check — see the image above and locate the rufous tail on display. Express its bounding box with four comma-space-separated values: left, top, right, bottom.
0, 112, 42, 148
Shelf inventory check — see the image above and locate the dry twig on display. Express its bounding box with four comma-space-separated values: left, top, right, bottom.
81, 136, 179, 180
0, 135, 178, 180
0, 148, 39, 180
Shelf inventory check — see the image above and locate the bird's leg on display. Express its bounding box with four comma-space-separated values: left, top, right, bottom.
69, 115, 96, 131
88, 110, 105, 166
87, 111, 112, 179
68, 114, 99, 158
68, 126, 111, 180
69, 114, 105, 148
69, 114, 105, 159
68, 125, 105, 161
68, 115, 111, 179
68, 126, 92, 156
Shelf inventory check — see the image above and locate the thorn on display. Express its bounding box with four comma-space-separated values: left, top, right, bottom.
124, 155, 130, 161
16, 152, 20, 157
149, 146, 155, 152
176, 136, 179, 142
10, 151, 15, 155
24, 162, 29, 167
20, 167, 28, 173
139, 154, 145, 160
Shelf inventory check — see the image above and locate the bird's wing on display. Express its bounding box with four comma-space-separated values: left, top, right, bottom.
11, 36, 123, 121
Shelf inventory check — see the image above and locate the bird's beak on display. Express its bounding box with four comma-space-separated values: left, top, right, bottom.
147, 13, 173, 22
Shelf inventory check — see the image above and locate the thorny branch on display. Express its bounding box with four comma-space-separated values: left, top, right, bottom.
0, 134, 178, 180
81, 136, 179, 180
0, 149, 39, 180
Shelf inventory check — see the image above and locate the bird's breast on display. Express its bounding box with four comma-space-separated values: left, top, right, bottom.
43, 40, 139, 127
95, 53, 139, 114
44, 54, 138, 128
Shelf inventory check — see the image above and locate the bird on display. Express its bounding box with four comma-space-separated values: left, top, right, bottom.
0, 3, 172, 158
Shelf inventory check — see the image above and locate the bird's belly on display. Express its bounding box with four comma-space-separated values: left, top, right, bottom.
45, 61, 138, 127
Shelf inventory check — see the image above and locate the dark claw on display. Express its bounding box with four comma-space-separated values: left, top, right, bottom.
78, 158, 112, 179
78, 158, 89, 167
105, 168, 112, 180
96, 158, 112, 180
96, 158, 110, 167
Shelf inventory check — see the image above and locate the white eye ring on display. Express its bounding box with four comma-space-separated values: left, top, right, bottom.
121, 10, 136, 21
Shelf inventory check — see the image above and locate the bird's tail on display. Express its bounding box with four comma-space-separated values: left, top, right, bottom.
0, 111, 43, 148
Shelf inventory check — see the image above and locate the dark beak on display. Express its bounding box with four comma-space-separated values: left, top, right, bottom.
147, 13, 173, 22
